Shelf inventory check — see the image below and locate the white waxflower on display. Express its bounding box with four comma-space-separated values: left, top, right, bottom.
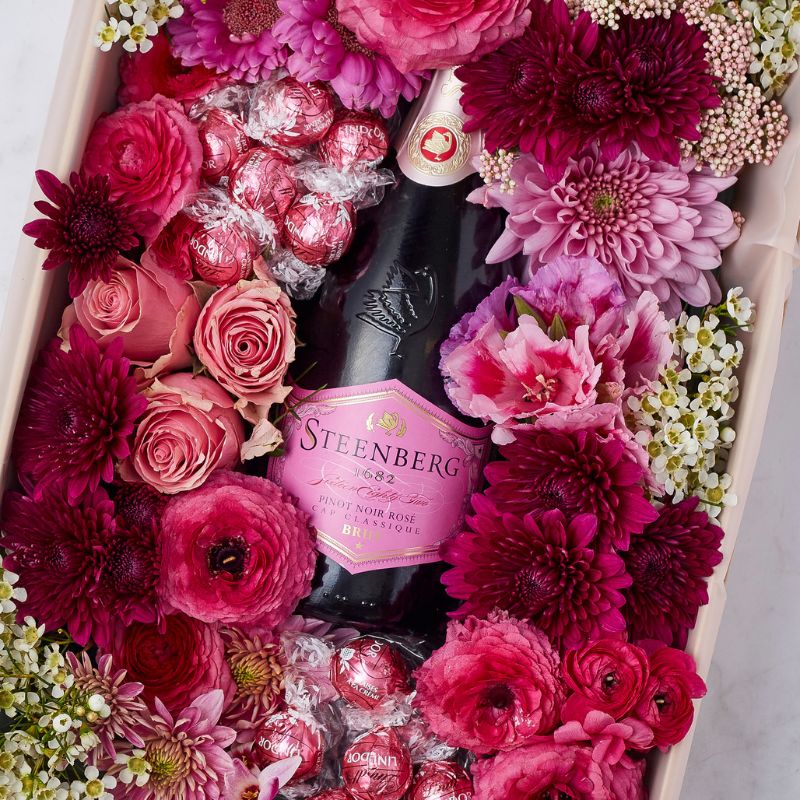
116, 0, 147, 17
115, 750, 152, 787
70, 767, 116, 800
710, 340, 744, 374
118, 9, 159, 53
94, 18, 121, 51
52, 714, 72, 734
149, 0, 184, 25
0, 570, 26, 613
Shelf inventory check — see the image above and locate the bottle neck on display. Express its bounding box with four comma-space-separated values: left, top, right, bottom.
395, 69, 481, 187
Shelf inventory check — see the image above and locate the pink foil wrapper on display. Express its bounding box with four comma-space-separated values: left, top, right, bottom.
251, 711, 324, 784
252, 77, 335, 148
409, 761, 474, 800
188, 219, 259, 286
228, 146, 297, 224
199, 108, 250, 183
282, 192, 356, 267
318, 111, 389, 171
342, 727, 413, 800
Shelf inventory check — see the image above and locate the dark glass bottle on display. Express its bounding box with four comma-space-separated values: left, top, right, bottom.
269, 69, 516, 634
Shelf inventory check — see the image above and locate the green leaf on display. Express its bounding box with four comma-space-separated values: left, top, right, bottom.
548, 313, 568, 340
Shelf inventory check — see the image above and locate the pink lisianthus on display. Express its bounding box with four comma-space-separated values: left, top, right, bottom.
413, 612, 566, 755
477, 145, 739, 316
632, 643, 706, 750
82, 95, 202, 242
273, 0, 428, 117
471, 742, 612, 799
119, 374, 245, 495
106, 612, 235, 714
555, 710, 654, 762
336, 0, 532, 72
158, 471, 316, 628
59, 255, 200, 381
561, 640, 651, 722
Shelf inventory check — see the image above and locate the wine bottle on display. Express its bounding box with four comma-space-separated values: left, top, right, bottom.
268, 69, 514, 633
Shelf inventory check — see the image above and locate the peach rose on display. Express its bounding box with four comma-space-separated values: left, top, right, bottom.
193, 279, 296, 421
60, 255, 200, 381
120, 373, 245, 494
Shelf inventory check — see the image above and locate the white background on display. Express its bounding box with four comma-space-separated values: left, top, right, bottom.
1, 2, 799, 797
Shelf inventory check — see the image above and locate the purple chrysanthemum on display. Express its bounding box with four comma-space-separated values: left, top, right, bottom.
478, 144, 739, 316
169, 0, 288, 83
272, 0, 428, 117
22, 170, 139, 298
1, 484, 115, 646
442, 499, 632, 650
12, 326, 146, 503
67, 651, 147, 762
622, 497, 724, 648
484, 429, 657, 551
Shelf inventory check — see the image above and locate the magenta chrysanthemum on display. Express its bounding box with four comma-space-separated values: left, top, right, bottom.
67, 651, 147, 762
22, 170, 139, 298
114, 690, 236, 800
442, 500, 631, 650
169, 0, 288, 83
479, 145, 739, 315
484, 429, 657, 551
1, 484, 115, 646
272, 0, 428, 117
622, 497, 724, 648
12, 326, 147, 503
457, 0, 600, 158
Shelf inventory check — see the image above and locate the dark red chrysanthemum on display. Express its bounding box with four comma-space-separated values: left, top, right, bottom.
22, 170, 139, 298
456, 0, 599, 156
622, 497, 724, 648
442, 498, 631, 650
484, 429, 657, 551
111, 481, 169, 530
0, 484, 115, 645
12, 326, 147, 504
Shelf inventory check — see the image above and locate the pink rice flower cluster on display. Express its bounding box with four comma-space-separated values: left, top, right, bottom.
272, 0, 428, 117
566, 0, 677, 28
473, 144, 740, 315
439, 255, 672, 442
169, 0, 288, 83
680, 83, 789, 176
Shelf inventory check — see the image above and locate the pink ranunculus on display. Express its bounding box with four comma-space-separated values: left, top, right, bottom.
608, 755, 647, 800
441, 313, 601, 442
158, 471, 316, 628
119, 374, 245, 495
413, 612, 566, 755
555, 710, 654, 763
143, 212, 199, 282
336, 0, 532, 73
562, 640, 651, 722
193, 279, 296, 423
471, 741, 612, 799
82, 95, 202, 242
106, 612, 235, 714
633, 643, 706, 750
59, 255, 200, 381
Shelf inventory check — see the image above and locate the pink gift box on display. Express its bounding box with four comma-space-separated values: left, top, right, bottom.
1, 2, 799, 797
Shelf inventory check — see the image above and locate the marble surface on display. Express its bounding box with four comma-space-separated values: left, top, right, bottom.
1, 3, 800, 798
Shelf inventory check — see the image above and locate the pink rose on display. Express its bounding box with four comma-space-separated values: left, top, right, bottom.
337, 0, 532, 72
413, 612, 565, 755
554, 710, 654, 763
633, 643, 706, 750
441, 314, 600, 442
106, 612, 234, 713
193, 279, 296, 422
119, 373, 245, 495
59, 255, 200, 380
471, 742, 612, 800
562, 640, 651, 722
158, 471, 316, 628
118, 32, 224, 108
82, 95, 202, 241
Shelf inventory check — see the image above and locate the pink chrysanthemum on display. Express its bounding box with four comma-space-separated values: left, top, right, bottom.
272, 0, 428, 117
22, 170, 139, 298
484, 429, 657, 551
457, 0, 600, 158
114, 690, 236, 800
1, 484, 115, 646
221, 627, 285, 743
442, 500, 631, 650
67, 651, 147, 762
622, 497, 724, 648
12, 327, 146, 503
478, 145, 739, 316
169, 0, 288, 83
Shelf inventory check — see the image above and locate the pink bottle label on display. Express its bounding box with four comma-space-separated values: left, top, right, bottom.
268, 380, 491, 574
